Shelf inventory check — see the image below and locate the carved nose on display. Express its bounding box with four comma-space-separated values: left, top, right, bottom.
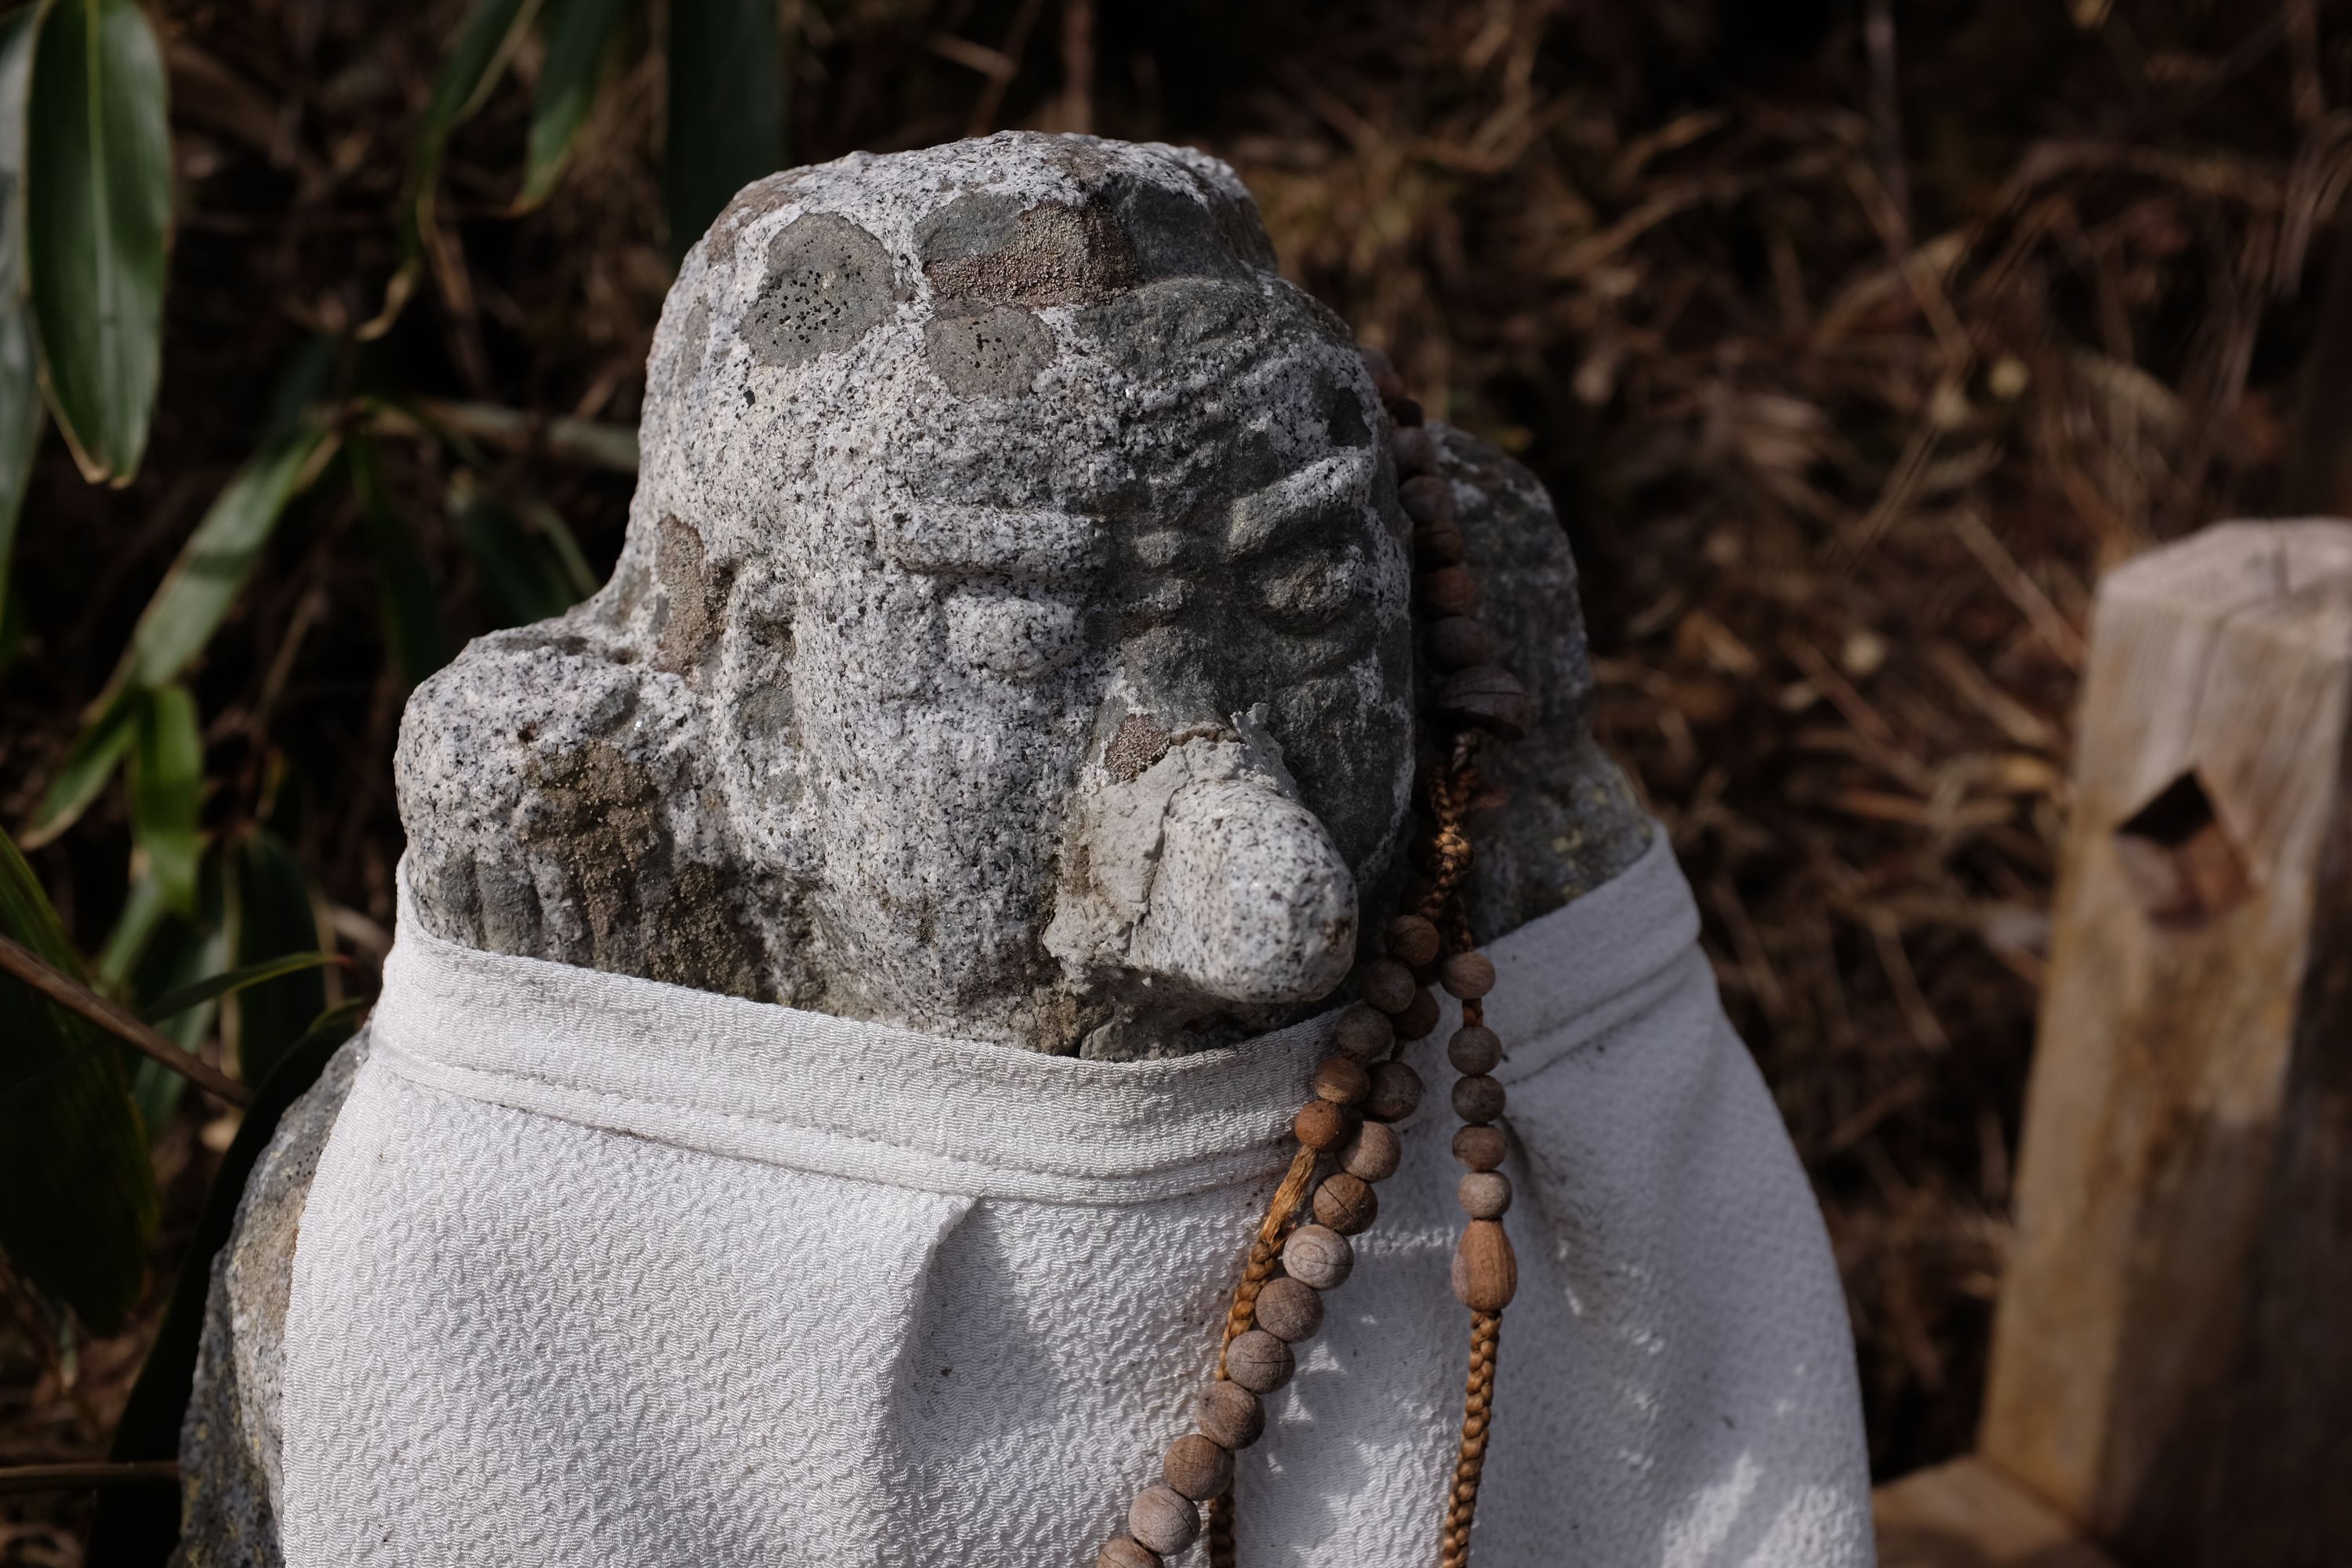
1131, 773, 1359, 1005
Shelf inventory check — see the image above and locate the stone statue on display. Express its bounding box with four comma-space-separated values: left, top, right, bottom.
172, 132, 1650, 1565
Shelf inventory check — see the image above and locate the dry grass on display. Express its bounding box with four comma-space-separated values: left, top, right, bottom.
6, 0, 2349, 1552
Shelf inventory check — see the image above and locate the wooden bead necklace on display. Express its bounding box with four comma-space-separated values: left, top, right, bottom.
1098, 354, 1534, 1568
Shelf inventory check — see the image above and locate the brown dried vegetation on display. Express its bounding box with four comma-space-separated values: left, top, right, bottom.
7, 0, 2351, 1556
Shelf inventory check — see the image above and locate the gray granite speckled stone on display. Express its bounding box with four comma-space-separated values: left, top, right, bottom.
395, 132, 1418, 1061
172, 1030, 367, 1568
174, 132, 1649, 1564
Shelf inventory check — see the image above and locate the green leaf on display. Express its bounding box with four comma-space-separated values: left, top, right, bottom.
85, 1000, 353, 1568
664, 0, 786, 259
226, 829, 326, 1088
455, 488, 579, 626
0, 829, 157, 1330
119, 855, 226, 1136
109, 422, 337, 693
525, 498, 600, 597
351, 434, 450, 688
20, 681, 138, 847
93, 862, 167, 988
518, 0, 627, 210
423, 0, 542, 158
27, 426, 332, 847
369, 0, 541, 331
140, 949, 335, 1027
259, 331, 339, 442
125, 682, 201, 915
0, 4, 49, 605
25, 0, 170, 485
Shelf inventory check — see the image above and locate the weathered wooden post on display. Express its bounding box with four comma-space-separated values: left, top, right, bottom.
1978, 519, 2352, 1565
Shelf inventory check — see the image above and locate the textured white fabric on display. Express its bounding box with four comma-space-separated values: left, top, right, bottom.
281, 831, 1872, 1566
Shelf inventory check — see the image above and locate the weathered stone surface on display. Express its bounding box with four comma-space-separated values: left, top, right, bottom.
396, 132, 1415, 1059
1432, 426, 1652, 930
173, 1029, 368, 1568
179, 132, 1650, 1563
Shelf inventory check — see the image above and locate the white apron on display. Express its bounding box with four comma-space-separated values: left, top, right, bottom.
281, 830, 1873, 1566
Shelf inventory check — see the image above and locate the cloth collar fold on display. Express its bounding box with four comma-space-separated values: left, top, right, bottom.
370, 826, 1697, 1204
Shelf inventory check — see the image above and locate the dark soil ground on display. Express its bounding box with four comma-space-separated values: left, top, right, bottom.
8, 1, 2350, 1560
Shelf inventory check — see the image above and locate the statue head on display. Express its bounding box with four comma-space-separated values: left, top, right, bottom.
398, 133, 1416, 1056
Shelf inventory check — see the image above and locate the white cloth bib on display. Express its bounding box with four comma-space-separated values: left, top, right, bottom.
280, 831, 1872, 1566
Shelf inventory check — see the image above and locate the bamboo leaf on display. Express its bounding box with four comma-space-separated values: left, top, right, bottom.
125, 682, 201, 916
25, 0, 170, 485
226, 829, 325, 1088
455, 488, 578, 626
118, 856, 227, 1137
93, 862, 167, 988
664, 0, 786, 259
139, 949, 335, 1027
525, 498, 599, 597
0, 829, 157, 1330
19, 681, 138, 847
0, 4, 49, 605
109, 422, 336, 693
518, 0, 627, 211
28, 426, 332, 847
351, 434, 450, 688
369, 0, 540, 332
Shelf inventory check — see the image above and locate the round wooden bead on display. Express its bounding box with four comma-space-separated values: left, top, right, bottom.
1332, 1001, 1393, 1059
1340, 1119, 1402, 1183
1224, 1329, 1294, 1393
1387, 395, 1425, 426
1441, 950, 1497, 1000
1312, 1171, 1378, 1235
1197, 1380, 1264, 1450
1164, 1432, 1234, 1501
1363, 1059, 1423, 1123
1414, 526, 1466, 568
1313, 1055, 1370, 1106
1359, 345, 1403, 400
1425, 615, 1491, 672
1459, 1170, 1513, 1219
1453, 1073, 1506, 1124
1394, 985, 1441, 1041
1293, 1098, 1350, 1151
1254, 1275, 1324, 1342
1454, 1123, 1507, 1171
1130, 1484, 1200, 1555
1283, 1224, 1354, 1290
1436, 665, 1534, 742
1400, 475, 1457, 526
1451, 1218, 1519, 1312
1391, 423, 1438, 475
1448, 1024, 1503, 1076
1098, 1536, 1161, 1568
1417, 566, 1478, 617
1385, 913, 1441, 967
1361, 958, 1417, 1014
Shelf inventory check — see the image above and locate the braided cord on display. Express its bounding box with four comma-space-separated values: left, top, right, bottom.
1427, 735, 1506, 1566
1439, 1312, 1503, 1566
1207, 1141, 1319, 1567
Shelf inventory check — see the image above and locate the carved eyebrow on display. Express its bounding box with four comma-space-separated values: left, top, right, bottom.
1224, 451, 1377, 560
877, 503, 1105, 586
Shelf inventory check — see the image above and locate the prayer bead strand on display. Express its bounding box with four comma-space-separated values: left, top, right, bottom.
1098, 346, 1527, 1568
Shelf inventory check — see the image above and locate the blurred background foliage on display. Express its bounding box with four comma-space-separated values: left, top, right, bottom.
5, 0, 2351, 1559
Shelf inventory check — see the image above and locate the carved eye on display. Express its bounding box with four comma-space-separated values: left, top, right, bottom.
1256, 547, 1367, 630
